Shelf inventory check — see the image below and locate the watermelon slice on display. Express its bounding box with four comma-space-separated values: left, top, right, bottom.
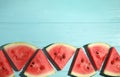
87, 42, 110, 70
46, 43, 76, 70
3, 42, 37, 71
103, 47, 120, 76
0, 50, 14, 77
24, 49, 55, 77
70, 48, 96, 77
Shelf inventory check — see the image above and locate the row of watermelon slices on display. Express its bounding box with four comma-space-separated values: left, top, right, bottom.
0, 42, 120, 77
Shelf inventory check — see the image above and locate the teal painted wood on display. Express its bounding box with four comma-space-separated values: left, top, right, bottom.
0, 0, 120, 77
0, 0, 120, 23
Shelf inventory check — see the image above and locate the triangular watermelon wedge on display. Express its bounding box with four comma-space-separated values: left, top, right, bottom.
86, 42, 110, 70
24, 49, 55, 77
3, 42, 38, 71
103, 47, 120, 76
0, 49, 14, 77
70, 48, 96, 77
46, 43, 76, 70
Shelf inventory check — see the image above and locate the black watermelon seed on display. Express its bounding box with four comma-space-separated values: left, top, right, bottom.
32, 62, 35, 64
96, 51, 99, 54
30, 65, 33, 67
62, 54, 66, 59
81, 59, 84, 63
40, 65, 45, 70
111, 61, 114, 65
54, 52, 57, 56
87, 66, 89, 70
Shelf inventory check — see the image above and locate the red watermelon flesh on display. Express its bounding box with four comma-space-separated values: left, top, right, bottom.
71, 48, 96, 77
103, 47, 120, 76
0, 50, 14, 77
46, 43, 76, 70
87, 43, 110, 70
24, 49, 55, 77
4, 42, 37, 71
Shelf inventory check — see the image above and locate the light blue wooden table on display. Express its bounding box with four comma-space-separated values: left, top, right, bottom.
0, 0, 120, 77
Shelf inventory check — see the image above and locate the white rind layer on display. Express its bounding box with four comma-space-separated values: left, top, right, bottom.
104, 70, 120, 76
4, 42, 38, 50
88, 42, 110, 48
71, 71, 96, 77
24, 70, 55, 77
46, 43, 77, 52
9, 73, 14, 77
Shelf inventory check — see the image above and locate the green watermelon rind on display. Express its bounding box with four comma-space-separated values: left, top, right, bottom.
3, 42, 38, 51
71, 71, 96, 77
24, 70, 55, 77
46, 43, 77, 52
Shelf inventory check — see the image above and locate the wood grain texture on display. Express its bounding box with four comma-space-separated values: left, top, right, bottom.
0, 0, 120, 77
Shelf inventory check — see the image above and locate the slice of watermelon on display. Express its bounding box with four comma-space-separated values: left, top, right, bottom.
3, 42, 37, 71
0, 50, 14, 77
103, 47, 120, 76
87, 42, 110, 70
46, 43, 76, 70
70, 48, 96, 77
24, 49, 55, 77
